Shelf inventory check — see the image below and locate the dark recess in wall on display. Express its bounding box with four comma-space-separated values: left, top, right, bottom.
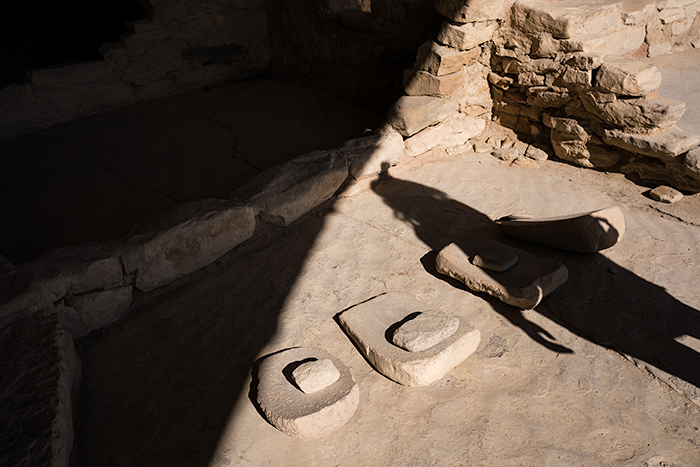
0, 0, 145, 88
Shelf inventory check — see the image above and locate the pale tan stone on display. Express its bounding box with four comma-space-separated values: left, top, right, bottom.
581, 95, 686, 133
338, 292, 481, 386
603, 127, 700, 160
414, 41, 480, 76
404, 68, 466, 97
565, 52, 603, 70
683, 146, 700, 179
488, 73, 513, 90
596, 57, 662, 96
292, 359, 341, 394
649, 185, 684, 203
387, 95, 460, 137
391, 310, 460, 352
496, 206, 626, 253
257, 347, 359, 439
437, 20, 499, 51
122, 200, 256, 291
472, 249, 519, 272
435, 0, 514, 23
564, 25, 646, 57
511, 1, 578, 39
436, 240, 568, 309
340, 130, 404, 180
403, 114, 487, 158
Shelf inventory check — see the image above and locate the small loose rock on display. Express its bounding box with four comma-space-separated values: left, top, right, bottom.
649, 185, 683, 204
292, 358, 341, 394
472, 249, 519, 272
392, 310, 460, 352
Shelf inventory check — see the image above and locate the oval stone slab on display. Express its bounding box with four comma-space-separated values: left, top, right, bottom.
392, 310, 460, 352
292, 358, 341, 394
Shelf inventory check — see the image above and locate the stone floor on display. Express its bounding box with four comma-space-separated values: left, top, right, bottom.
5, 49, 700, 466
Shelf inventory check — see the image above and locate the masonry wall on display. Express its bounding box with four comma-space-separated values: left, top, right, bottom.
266, 0, 443, 109
0, 0, 272, 140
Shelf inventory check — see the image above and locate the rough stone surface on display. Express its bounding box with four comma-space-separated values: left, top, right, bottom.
649, 185, 684, 203
0, 311, 76, 467
291, 358, 341, 394
338, 292, 481, 386
391, 309, 460, 352
435, 0, 513, 23
435, 239, 568, 309
415, 41, 480, 76
386, 95, 460, 137
437, 20, 499, 51
511, 1, 577, 39
492, 147, 521, 162
581, 95, 686, 133
603, 127, 700, 159
232, 150, 348, 226
404, 114, 487, 158
256, 347, 358, 439
62, 286, 133, 338
496, 206, 626, 253
595, 57, 663, 97
122, 199, 256, 292
472, 249, 519, 272
404, 68, 466, 97
340, 130, 404, 180
684, 146, 700, 179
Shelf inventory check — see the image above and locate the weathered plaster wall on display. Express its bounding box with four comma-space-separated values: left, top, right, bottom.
266, 0, 443, 109
0, 0, 271, 140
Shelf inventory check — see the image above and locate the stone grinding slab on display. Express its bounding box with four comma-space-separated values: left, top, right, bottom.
338, 292, 481, 387
436, 238, 568, 309
256, 347, 359, 439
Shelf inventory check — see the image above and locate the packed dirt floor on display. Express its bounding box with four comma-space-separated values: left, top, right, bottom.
4, 51, 700, 466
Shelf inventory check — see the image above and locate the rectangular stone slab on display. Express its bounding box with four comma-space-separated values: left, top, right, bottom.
435, 238, 568, 309
338, 292, 481, 387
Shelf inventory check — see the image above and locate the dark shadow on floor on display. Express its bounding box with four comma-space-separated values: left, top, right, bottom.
372, 171, 700, 394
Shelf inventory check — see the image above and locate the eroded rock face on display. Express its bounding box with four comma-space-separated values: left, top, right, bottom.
340, 130, 404, 180
437, 20, 499, 51
435, 0, 514, 23
603, 127, 700, 160
386, 95, 460, 137
414, 41, 481, 76
391, 310, 460, 352
62, 286, 133, 338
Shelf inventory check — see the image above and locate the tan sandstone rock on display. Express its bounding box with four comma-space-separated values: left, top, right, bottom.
595, 57, 663, 97
338, 292, 481, 386
437, 20, 499, 51
340, 130, 404, 180
435, 239, 568, 309
414, 41, 480, 76
435, 0, 514, 23
387, 95, 460, 137
603, 127, 700, 160
404, 68, 467, 97
391, 309, 460, 352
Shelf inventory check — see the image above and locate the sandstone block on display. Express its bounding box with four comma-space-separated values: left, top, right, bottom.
437, 20, 499, 51
492, 27, 533, 54
565, 25, 646, 57
526, 86, 572, 107
435, 0, 514, 23
565, 52, 603, 70
415, 41, 480, 76
511, 1, 577, 39
387, 95, 459, 137
603, 127, 700, 160
492, 147, 521, 162
496, 206, 626, 253
0, 311, 77, 467
530, 33, 562, 57
391, 310, 460, 352
683, 147, 700, 179
338, 293, 481, 386
558, 66, 592, 89
518, 72, 545, 87
340, 130, 404, 180
404, 68, 466, 97
436, 240, 568, 309
472, 250, 519, 272
488, 73, 513, 90
30, 61, 112, 89
292, 358, 341, 394
232, 150, 348, 225
404, 113, 486, 158
123, 200, 256, 292
649, 185, 683, 203
62, 286, 133, 337
525, 145, 550, 161
257, 347, 359, 439
595, 57, 662, 96
581, 95, 686, 133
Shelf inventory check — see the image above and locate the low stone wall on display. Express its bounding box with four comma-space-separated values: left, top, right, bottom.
0, 0, 271, 140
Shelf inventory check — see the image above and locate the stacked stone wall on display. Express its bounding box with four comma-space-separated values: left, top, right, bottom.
0, 0, 271, 140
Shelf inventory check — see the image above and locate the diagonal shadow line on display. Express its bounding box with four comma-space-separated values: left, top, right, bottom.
371, 170, 700, 395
